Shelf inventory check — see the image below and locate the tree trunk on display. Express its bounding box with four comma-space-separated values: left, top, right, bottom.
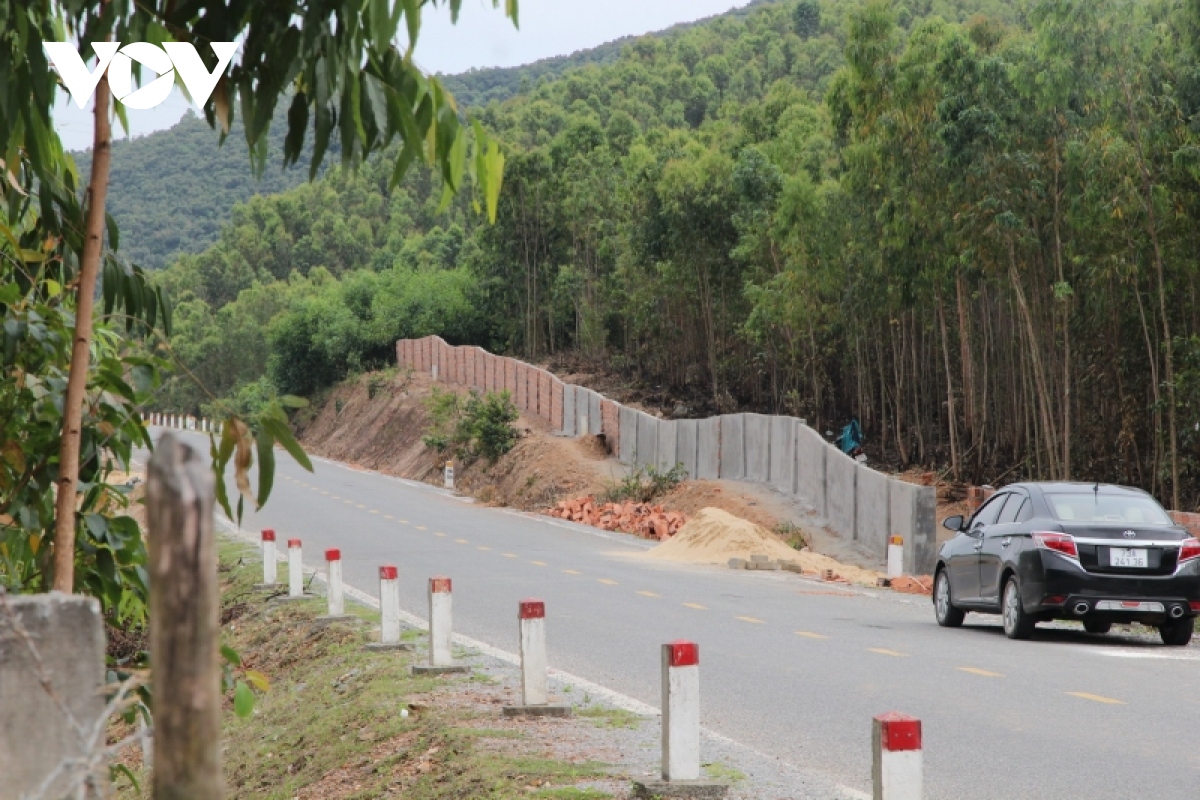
52, 70, 112, 592
937, 293, 960, 481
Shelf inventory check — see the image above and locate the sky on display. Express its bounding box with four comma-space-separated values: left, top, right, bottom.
53, 0, 752, 152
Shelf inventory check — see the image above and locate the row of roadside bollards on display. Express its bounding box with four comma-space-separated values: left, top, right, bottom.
143, 412, 221, 433
253, 528, 923, 800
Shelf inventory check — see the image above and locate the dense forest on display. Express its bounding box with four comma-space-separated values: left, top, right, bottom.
139, 0, 1200, 510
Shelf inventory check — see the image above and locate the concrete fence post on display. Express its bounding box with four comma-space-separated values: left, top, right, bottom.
503, 599, 570, 717
146, 432, 222, 798
872, 712, 922, 800
0, 593, 109, 798
316, 549, 353, 624
256, 529, 277, 588
631, 641, 727, 798
412, 577, 469, 675
367, 566, 411, 652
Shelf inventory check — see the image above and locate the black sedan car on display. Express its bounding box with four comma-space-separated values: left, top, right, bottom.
933, 482, 1200, 645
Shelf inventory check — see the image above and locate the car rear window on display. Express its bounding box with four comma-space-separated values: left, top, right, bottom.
1044, 493, 1172, 525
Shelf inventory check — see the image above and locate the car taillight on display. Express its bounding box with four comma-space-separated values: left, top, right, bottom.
1189, 601, 1200, 612
1033, 532, 1078, 558
1178, 538, 1200, 564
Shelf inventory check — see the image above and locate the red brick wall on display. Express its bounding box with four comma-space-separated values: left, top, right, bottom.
1170, 511, 1200, 537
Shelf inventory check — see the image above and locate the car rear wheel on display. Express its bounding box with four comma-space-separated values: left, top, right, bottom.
1083, 620, 1112, 635
934, 569, 965, 628
1158, 617, 1194, 647
1002, 577, 1036, 640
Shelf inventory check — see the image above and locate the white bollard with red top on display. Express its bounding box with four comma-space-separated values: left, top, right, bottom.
254, 529, 278, 589
287, 538, 304, 597
503, 599, 570, 717
412, 577, 469, 675
631, 641, 728, 798
366, 565, 411, 652
872, 712, 922, 800
316, 549, 353, 624
271, 538, 309, 602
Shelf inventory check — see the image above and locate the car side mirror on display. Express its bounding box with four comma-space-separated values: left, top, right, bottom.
942, 514, 964, 532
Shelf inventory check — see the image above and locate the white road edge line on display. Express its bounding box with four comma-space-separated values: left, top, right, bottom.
213, 512, 868, 800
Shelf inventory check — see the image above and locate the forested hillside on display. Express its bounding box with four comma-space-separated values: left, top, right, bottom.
71, 109, 314, 268
151, 0, 1200, 509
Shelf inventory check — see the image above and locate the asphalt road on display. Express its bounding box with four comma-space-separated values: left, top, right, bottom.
141, 430, 1200, 799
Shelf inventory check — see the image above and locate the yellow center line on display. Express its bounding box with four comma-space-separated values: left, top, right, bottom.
330, 494, 340, 499
369, 510, 379, 515
416, 525, 427, 531
795, 631, 829, 639
958, 667, 1004, 678
562, 569, 582, 575
683, 603, 707, 610
434, 532, 446, 537
636, 590, 661, 598
868, 648, 907, 657
477, 546, 492, 551
597, 579, 617, 585
1066, 692, 1125, 705
736, 615, 765, 624
356, 504, 366, 509
503, 553, 518, 559
398, 519, 409, 524
383, 514, 394, 520
343, 500, 353, 505
455, 538, 469, 544
321, 491, 330, 495
531, 561, 548, 567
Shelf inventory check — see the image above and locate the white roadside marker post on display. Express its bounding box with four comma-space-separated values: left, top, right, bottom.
288, 539, 303, 596
412, 577, 469, 675
253, 529, 278, 590
632, 641, 728, 799
366, 565, 412, 652
271, 538, 309, 602
444, 461, 455, 490
873, 712, 922, 800
503, 599, 570, 717
315, 549, 353, 625
887, 536, 904, 579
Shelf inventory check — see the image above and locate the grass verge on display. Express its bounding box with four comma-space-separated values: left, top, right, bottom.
114, 538, 613, 798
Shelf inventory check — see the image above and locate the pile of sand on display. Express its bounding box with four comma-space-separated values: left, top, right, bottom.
643, 507, 884, 587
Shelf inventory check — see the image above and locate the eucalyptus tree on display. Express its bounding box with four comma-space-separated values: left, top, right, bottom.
0, 0, 514, 596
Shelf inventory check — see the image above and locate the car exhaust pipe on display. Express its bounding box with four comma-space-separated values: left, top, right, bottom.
1170, 605, 1186, 619
1073, 602, 1090, 616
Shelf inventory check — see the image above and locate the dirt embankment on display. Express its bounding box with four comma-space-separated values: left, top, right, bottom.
294, 369, 620, 511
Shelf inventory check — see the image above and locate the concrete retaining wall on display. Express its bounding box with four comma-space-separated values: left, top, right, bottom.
795, 424, 827, 517
769, 416, 797, 494
718, 414, 746, 480
825, 449, 858, 544
744, 413, 770, 483
696, 417, 721, 480
635, 412, 659, 469
891, 481, 937, 575
855, 462, 890, 555
656, 419, 678, 472
396, 336, 936, 568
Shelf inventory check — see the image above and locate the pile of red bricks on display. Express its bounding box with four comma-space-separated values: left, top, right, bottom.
890, 575, 934, 595
545, 497, 688, 541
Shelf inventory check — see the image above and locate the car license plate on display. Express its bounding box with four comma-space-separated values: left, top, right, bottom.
1109, 548, 1148, 568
